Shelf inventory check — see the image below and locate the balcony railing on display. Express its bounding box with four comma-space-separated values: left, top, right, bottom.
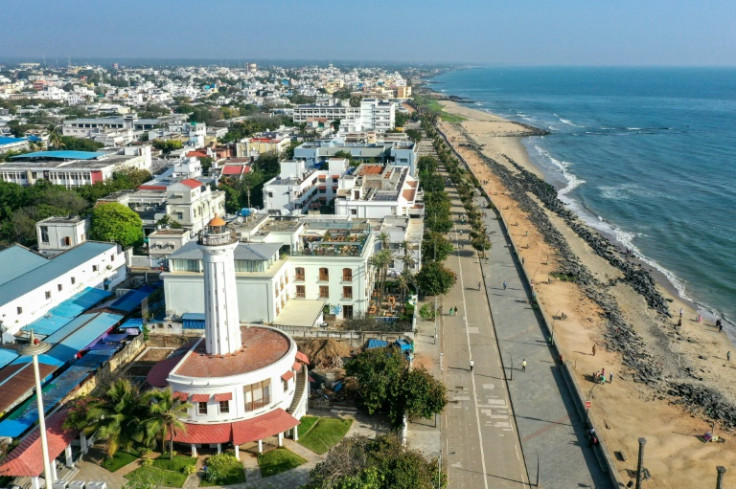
198, 229, 237, 246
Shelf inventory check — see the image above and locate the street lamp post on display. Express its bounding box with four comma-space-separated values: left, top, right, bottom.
22, 331, 54, 488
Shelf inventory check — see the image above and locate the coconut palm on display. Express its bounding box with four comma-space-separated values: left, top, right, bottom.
142, 388, 191, 459
65, 379, 147, 457
46, 123, 64, 150
369, 249, 393, 310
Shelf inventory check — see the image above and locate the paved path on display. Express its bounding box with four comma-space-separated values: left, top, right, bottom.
472, 193, 615, 489
437, 182, 529, 489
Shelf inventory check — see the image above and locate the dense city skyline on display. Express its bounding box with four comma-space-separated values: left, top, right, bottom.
1, 0, 735, 66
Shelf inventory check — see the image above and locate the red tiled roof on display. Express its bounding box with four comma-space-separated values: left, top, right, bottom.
358, 165, 383, 176
186, 151, 208, 158
172, 408, 298, 445
281, 370, 294, 382
146, 355, 184, 388
0, 409, 77, 478
179, 178, 202, 189
191, 393, 210, 402
232, 409, 298, 445
402, 189, 416, 201
292, 361, 302, 371
173, 391, 189, 401
174, 421, 232, 444
295, 351, 310, 364
222, 165, 245, 175
408, 181, 417, 188
214, 392, 232, 402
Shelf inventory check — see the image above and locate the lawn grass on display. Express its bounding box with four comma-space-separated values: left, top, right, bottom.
198, 461, 246, 487
151, 454, 198, 472
297, 415, 319, 436
101, 451, 139, 472
257, 447, 307, 478
413, 95, 466, 124
125, 465, 188, 488
298, 417, 353, 455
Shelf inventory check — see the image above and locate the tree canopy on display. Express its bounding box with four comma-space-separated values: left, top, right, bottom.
90, 202, 144, 248
416, 261, 456, 296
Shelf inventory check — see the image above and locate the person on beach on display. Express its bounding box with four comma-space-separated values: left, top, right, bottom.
609, 373, 614, 383
522, 359, 527, 372
680, 308, 684, 319
592, 344, 596, 356
478, 281, 482, 291
728, 351, 731, 362
503, 281, 507, 290
470, 360, 474, 372
716, 318, 723, 332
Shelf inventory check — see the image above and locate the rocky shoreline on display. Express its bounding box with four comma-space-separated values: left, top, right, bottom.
444, 125, 736, 428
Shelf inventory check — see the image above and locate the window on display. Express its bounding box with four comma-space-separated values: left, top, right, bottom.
295, 267, 305, 281
219, 401, 230, 414
198, 402, 208, 415
70, 277, 76, 285
62, 236, 71, 247
342, 268, 352, 282
92, 265, 99, 272
296, 285, 306, 299
343, 286, 353, 299
40, 226, 49, 244
17, 306, 22, 314
343, 305, 354, 319
319, 286, 329, 299
110, 253, 115, 262
45, 291, 51, 300
319, 268, 329, 281
351, 209, 357, 216
57, 284, 63, 292
243, 380, 271, 411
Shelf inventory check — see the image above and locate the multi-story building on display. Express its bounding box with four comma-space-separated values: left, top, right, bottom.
35, 216, 89, 256
165, 178, 226, 234
292, 99, 395, 133
235, 130, 294, 158
0, 148, 152, 188
0, 242, 127, 335
162, 216, 376, 322
334, 164, 424, 219
263, 158, 348, 216
294, 137, 417, 175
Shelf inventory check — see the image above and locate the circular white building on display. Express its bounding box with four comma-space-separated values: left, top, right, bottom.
147, 216, 309, 456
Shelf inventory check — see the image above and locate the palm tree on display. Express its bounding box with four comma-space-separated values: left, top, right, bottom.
64, 379, 147, 458
369, 249, 393, 310
142, 388, 191, 459
46, 123, 63, 150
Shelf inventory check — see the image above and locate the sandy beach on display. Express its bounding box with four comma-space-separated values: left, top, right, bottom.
435, 99, 736, 488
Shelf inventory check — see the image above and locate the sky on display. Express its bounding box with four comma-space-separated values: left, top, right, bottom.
1, 0, 735, 66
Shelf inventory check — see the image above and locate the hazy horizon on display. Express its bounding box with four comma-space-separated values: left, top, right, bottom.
1, 0, 735, 66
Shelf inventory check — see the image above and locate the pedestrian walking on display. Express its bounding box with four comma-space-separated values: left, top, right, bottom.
478, 281, 482, 291
609, 373, 614, 383
470, 360, 474, 372
522, 359, 527, 372
502, 281, 507, 290
454, 306, 459, 316
679, 308, 684, 319
716, 318, 723, 332
592, 344, 596, 356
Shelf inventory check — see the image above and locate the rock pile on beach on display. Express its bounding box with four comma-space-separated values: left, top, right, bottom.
669, 382, 736, 429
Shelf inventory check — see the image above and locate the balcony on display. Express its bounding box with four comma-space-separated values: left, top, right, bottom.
198, 229, 237, 246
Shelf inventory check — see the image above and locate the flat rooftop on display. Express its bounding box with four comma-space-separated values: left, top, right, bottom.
173, 326, 291, 378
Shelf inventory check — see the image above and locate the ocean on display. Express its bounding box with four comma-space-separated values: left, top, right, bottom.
430, 66, 736, 328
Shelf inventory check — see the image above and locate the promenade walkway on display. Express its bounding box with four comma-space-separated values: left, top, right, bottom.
471, 190, 615, 489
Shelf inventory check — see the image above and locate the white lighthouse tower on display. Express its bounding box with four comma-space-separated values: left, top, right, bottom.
198, 215, 242, 355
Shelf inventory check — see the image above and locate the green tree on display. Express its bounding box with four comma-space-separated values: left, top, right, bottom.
345, 347, 406, 420
400, 369, 447, 422
58, 136, 104, 152
152, 139, 183, 154
90, 202, 144, 248
416, 261, 456, 296
141, 389, 191, 458
421, 232, 453, 263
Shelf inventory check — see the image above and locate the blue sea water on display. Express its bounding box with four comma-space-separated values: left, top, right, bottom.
430, 67, 736, 326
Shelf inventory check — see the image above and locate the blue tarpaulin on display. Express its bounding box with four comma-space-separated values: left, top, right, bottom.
182, 312, 206, 330
366, 339, 389, 349
23, 287, 112, 336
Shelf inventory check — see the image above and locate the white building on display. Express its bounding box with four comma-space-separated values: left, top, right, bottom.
263, 158, 348, 216
0, 242, 127, 335
0, 148, 152, 188
334, 164, 424, 219
292, 98, 395, 133
148, 217, 309, 456
163, 216, 376, 322
36, 216, 89, 256
165, 178, 226, 234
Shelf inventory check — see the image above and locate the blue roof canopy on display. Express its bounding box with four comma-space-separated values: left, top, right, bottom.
45, 312, 122, 364
0, 348, 19, 371
109, 286, 155, 313
0, 136, 28, 145
23, 287, 112, 336
10, 150, 105, 160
